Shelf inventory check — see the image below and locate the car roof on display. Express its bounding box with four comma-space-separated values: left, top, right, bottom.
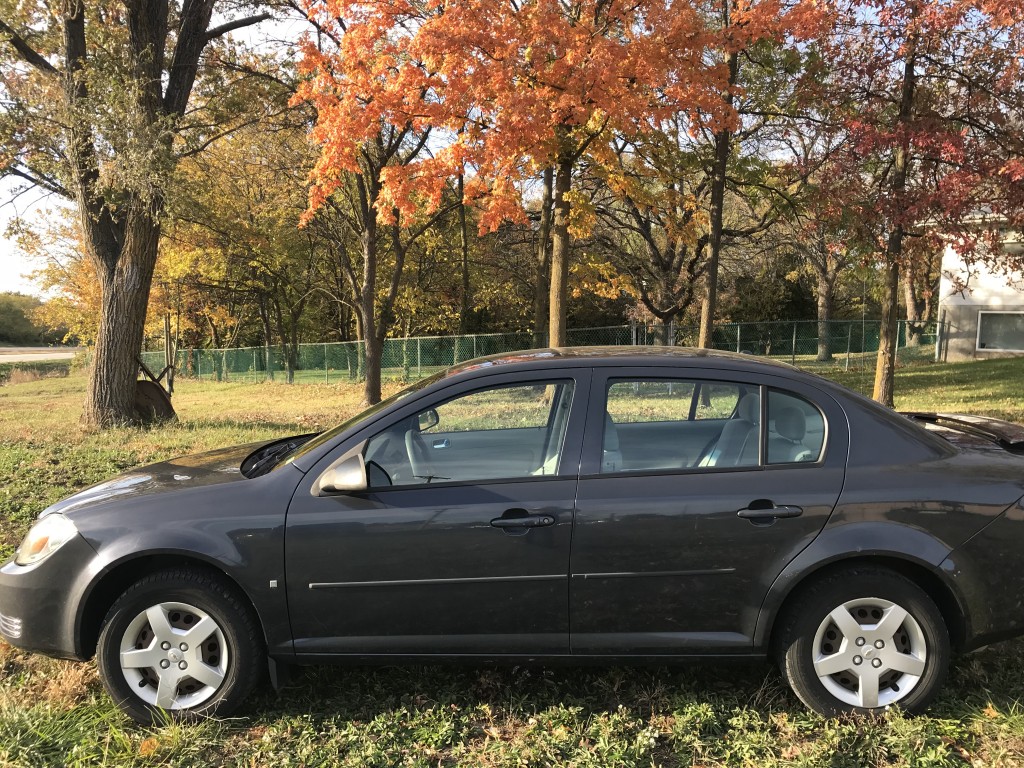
443, 345, 804, 379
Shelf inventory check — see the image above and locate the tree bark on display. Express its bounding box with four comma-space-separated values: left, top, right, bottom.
697, 2, 738, 350
457, 173, 471, 334
903, 269, 923, 345
815, 270, 835, 362
548, 156, 573, 347
534, 167, 553, 347
873, 258, 901, 406
359, 213, 381, 405
84, 210, 161, 427
272, 296, 295, 384
258, 296, 274, 381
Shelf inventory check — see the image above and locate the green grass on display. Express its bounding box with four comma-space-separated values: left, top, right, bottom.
2, 359, 1024, 766
0, 359, 72, 385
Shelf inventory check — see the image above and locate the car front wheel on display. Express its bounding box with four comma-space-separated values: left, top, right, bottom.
97, 568, 264, 723
778, 567, 950, 716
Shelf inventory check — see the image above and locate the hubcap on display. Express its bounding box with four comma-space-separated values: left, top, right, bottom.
118, 601, 229, 710
812, 597, 927, 709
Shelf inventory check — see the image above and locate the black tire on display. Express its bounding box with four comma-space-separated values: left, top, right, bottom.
97, 568, 264, 724
776, 566, 950, 716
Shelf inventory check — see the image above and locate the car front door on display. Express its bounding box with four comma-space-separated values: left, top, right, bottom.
285, 370, 590, 657
570, 367, 849, 655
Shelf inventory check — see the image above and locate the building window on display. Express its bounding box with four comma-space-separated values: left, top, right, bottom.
977, 311, 1024, 352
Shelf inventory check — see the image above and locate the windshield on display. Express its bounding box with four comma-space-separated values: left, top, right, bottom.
279, 370, 449, 467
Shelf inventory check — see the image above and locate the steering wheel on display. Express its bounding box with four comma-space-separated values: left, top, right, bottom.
404, 427, 434, 481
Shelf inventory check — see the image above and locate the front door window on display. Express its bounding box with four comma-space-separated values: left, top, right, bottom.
364, 381, 575, 485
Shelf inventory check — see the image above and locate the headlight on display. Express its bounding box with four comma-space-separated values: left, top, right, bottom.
15, 514, 78, 566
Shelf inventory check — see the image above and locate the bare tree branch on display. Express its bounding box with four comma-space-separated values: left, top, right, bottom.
205, 13, 273, 42
0, 18, 58, 76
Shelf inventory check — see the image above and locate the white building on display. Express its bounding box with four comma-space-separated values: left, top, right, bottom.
938, 226, 1024, 361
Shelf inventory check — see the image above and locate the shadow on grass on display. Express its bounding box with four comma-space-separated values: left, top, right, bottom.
248, 635, 1024, 723
253, 658, 789, 724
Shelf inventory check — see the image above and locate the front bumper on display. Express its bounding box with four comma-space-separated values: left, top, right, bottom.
0, 533, 96, 660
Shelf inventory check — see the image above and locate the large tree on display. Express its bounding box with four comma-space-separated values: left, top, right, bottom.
296, 0, 827, 353
817, 0, 1024, 405
0, 0, 269, 426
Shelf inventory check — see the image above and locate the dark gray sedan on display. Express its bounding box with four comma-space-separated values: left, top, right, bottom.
3, 347, 1024, 722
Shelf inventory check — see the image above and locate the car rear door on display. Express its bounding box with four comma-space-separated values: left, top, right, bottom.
569, 367, 849, 655
285, 369, 590, 657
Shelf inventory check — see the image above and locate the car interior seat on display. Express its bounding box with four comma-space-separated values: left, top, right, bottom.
768, 406, 809, 463
702, 392, 760, 467
602, 413, 623, 472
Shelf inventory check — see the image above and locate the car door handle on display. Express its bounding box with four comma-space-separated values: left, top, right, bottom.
736, 503, 803, 520
431, 439, 450, 449
490, 512, 556, 529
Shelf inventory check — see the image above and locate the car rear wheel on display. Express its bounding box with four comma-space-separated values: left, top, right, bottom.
97, 568, 263, 723
778, 567, 949, 716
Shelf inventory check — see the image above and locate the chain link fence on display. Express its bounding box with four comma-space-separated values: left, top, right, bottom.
140, 320, 944, 386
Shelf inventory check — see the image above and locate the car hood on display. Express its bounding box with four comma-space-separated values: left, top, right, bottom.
43, 442, 265, 520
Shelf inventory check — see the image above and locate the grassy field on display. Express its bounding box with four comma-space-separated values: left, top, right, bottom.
1, 358, 1024, 767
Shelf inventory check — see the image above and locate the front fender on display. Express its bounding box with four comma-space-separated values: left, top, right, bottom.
72, 522, 290, 659
67, 472, 298, 659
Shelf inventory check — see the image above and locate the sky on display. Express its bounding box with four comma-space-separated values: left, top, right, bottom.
0, 177, 49, 295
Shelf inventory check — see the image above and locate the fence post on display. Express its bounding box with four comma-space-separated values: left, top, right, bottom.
935, 311, 946, 363
846, 323, 853, 371
895, 320, 901, 363
736, 324, 741, 353
791, 322, 798, 365
473, 334, 477, 358
417, 338, 422, 378
325, 343, 329, 384
253, 349, 257, 383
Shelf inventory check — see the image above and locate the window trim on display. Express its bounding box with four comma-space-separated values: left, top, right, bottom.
976, 310, 1024, 353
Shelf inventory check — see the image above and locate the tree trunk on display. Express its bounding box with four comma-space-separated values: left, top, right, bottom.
903, 269, 923, 346
272, 297, 294, 384
258, 297, 274, 381
548, 156, 573, 347
698, 3, 738, 350
815, 270, 835, 362
83, 212, 161, 428
457, 174, 471, 334
289, 310, 301, 381
359, 217, 381, 404
534, 167, 553, 347
873, 258, 901, 407
872, 24, 917, 405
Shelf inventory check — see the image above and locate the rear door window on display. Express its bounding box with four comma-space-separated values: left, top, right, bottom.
602, 378, 758, 473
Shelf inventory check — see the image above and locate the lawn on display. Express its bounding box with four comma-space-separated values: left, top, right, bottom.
1, 357, 1024, 767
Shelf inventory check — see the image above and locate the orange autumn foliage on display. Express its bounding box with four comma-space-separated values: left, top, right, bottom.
295, 0, 833, 229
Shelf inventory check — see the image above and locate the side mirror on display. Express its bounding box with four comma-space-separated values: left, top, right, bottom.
315, 453, 368, 496
418, 408, 439, 432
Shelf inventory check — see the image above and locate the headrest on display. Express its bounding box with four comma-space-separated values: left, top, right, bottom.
775, 406, 806, 441
737, 393, 760, 423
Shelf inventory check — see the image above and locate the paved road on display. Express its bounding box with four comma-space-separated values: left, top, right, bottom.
0, 347, 80, 363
